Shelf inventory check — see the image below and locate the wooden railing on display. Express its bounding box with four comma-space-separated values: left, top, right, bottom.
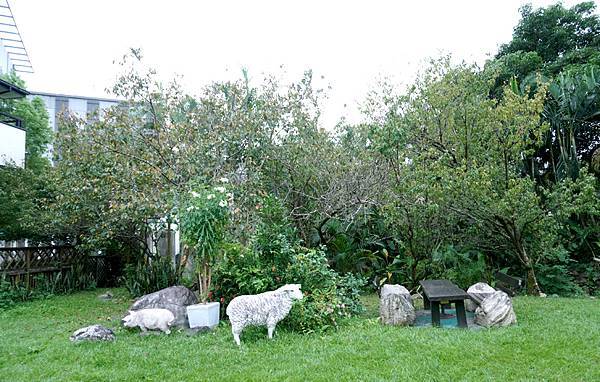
0, 246, 79, 287
0, 246, 118, 288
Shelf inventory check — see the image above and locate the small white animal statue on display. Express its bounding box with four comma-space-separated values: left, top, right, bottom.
122, 308, 175, 334
226, 284, 303, 346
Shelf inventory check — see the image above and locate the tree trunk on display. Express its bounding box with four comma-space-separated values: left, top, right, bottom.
519, 246, 542, 296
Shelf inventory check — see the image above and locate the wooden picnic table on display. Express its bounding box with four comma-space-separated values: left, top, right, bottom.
419, 279, 470, 328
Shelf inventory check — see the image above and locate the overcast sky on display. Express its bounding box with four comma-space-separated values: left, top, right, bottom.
10, 0, 597, 127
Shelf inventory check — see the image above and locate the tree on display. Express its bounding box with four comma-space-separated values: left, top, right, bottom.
497, 2, 600, 65
49, 52, 334, 261
489, 2, 600, 185
364, 59, 550, 294
0, 72, 53, 242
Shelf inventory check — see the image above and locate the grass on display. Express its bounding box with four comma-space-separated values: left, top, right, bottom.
1, 289, 598, 382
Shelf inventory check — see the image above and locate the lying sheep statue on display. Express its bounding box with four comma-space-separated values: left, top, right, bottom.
226, 284, 303, 346
122, 308, 175, 334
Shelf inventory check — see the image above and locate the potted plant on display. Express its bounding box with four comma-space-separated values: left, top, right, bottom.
180, 180, 232, 329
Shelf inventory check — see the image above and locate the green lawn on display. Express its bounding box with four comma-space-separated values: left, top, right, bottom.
1, 289, 598, 382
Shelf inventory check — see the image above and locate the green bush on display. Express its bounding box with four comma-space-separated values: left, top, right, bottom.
121, 256, 179, 298
211, 243, 275, 312
0, 278, 36, 310
280, 248, 366, 333
536, 262, 584, 296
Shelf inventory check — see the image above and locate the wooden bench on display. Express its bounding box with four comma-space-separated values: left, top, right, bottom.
494, 272, 524, 296
419, 279, 470, 328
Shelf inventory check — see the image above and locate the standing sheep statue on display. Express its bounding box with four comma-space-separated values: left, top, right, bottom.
226, 284, 303, 346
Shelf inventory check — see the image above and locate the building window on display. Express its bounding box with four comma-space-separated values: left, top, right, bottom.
55, 98, 69, 131
87, 101, 100, 122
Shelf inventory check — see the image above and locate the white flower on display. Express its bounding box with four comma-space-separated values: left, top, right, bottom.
171, 146, 180, 154
226, 192, 234, 199
219, 177, 229, 183
191, 191, 200, 198
207, 194, 215, 200
219, 200, 228, 208
186, 206, 194, 212
214, 186, 226, 193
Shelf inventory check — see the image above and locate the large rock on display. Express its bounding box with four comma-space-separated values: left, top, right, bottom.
130, 286, 198, 327
70, 325, 115, 342
466, 282, 496, 312
379, 284, 415, 326
474, 291, 517, 327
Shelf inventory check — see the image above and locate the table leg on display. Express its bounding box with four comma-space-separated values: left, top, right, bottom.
423, 294, 430, 310
431, 301, 440, 327
455, 300, 467, 328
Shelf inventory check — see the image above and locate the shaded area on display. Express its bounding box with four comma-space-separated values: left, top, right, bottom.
414, 308, 480, 329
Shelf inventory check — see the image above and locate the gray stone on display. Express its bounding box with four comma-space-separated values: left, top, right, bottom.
466, 282, 495, 312
70, 324, 115, 342
130, 286, 198, 327
98, 291, 113, 301
379, 284, 415, 326
474, 291, 517, 327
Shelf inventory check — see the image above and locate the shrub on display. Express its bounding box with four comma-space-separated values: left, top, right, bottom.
121, 256, 179, 298
280, 248, 366, 333
211, 243, 275, 314
0, 277, 36, 310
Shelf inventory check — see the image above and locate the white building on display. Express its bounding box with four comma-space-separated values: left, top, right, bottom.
0, 0, 32, 167
0, 78, 29, 167
27, 92, 120, 134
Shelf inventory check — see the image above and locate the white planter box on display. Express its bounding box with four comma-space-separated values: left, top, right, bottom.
186, 302, 220, 329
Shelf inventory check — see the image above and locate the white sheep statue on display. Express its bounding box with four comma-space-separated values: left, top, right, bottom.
226, 284, 303, 345
122, 308, 175, 334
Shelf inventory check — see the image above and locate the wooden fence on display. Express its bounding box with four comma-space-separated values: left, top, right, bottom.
0, 246, 111, 287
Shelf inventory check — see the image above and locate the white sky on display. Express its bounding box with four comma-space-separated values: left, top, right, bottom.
10, 0, 597, 127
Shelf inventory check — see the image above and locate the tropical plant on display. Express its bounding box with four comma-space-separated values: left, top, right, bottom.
544, 68, 600, 181
179, 182, 232, 302
121, 256, 179, 298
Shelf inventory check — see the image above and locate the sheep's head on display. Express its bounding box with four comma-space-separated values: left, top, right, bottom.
279, 284, 303, 300
122, 310, 138, 328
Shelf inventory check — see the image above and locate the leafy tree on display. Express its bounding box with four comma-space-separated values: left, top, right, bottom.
49, 52, 332, 261
0, 166, 55, 241
364, 59, 551, 294
497, 2, 600, 65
